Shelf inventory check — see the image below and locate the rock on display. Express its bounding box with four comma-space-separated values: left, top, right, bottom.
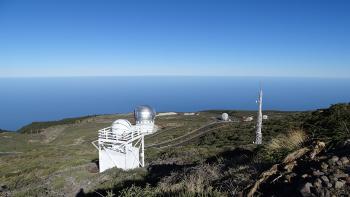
346, 176, 350, 185
328, 156, 339, 165
313, 178, 322, 189
310, 141, 326, 160
327, 183, 332, 188
300, 182, 313, 197
329, 175, 338, 183
310, 186, 321, 196
302, 174, 310, 178
325, 190, 331, 197
342, 139, 350, 147
321, 176, 330, 184
320, 189, 331, 197
321, 162, 329, 171
313, 170, 325, 176
331, 156, 339, 162
340, 157, 349, 165
336, 161, 343, 166
334, 173, 348, 179
334, 180, 345, 189
285, 172, 297, 182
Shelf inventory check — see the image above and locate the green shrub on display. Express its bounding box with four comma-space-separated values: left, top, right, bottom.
303, 103, 350, 143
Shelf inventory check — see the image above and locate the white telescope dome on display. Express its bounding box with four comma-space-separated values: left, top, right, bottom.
111, 119, 132, 135
134, 105, 156, 124
222, 113, 229, 121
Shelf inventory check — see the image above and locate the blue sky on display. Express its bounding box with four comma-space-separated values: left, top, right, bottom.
0, 0, 349, 77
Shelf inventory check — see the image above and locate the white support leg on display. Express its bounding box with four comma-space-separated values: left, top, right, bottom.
141, 135, 145, 167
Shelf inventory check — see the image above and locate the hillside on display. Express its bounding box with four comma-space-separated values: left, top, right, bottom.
0, 104, 349, 196
0, 129, 14, 133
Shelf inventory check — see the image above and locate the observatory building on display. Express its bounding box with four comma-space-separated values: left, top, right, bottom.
221, 113, 231, 121
93, 105, 156, 172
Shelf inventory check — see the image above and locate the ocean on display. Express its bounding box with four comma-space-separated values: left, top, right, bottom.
1, 76, 349, 131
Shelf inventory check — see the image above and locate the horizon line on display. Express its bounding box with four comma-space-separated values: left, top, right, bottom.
0, 74, 349, 79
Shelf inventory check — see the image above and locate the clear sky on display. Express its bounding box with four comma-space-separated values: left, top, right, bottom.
0, 0, 349, 77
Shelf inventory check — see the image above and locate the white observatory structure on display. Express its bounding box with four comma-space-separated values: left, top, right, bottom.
93, 105, 156, 172
221, 113, 230, 121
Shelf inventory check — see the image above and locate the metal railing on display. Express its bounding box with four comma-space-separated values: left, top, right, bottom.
98, 127, 143, 145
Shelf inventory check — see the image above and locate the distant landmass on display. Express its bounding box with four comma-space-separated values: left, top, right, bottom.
0, 129, 13, 133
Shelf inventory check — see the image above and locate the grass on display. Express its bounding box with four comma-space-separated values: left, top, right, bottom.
257, 129, 308, 164
266, 129, 307, 152
157, 163, 220, 194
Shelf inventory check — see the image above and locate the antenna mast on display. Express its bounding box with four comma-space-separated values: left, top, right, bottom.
255, 87, 263, 144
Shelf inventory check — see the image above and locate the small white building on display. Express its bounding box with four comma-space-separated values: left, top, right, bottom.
244, 116, 254, 122
157, 112, 178, 116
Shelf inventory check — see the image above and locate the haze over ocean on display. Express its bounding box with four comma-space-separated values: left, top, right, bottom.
1, 76, 349, 131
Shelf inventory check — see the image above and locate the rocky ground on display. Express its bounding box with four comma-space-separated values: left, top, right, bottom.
247, 140, 350, 197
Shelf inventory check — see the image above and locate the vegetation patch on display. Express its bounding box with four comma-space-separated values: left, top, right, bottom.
1, 104, 350, 196
18, 115, 96, 134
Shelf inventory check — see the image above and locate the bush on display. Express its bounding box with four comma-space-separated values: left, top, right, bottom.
303, 103, 350, 143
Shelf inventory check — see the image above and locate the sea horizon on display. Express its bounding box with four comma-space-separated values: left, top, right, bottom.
1, 76, 350, 131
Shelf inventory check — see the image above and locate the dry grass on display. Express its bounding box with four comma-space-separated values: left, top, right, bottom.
267, 129, 308, 153
158, 163, 221, 194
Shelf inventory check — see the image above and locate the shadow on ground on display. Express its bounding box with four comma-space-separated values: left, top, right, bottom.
78, 147, 262, 196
